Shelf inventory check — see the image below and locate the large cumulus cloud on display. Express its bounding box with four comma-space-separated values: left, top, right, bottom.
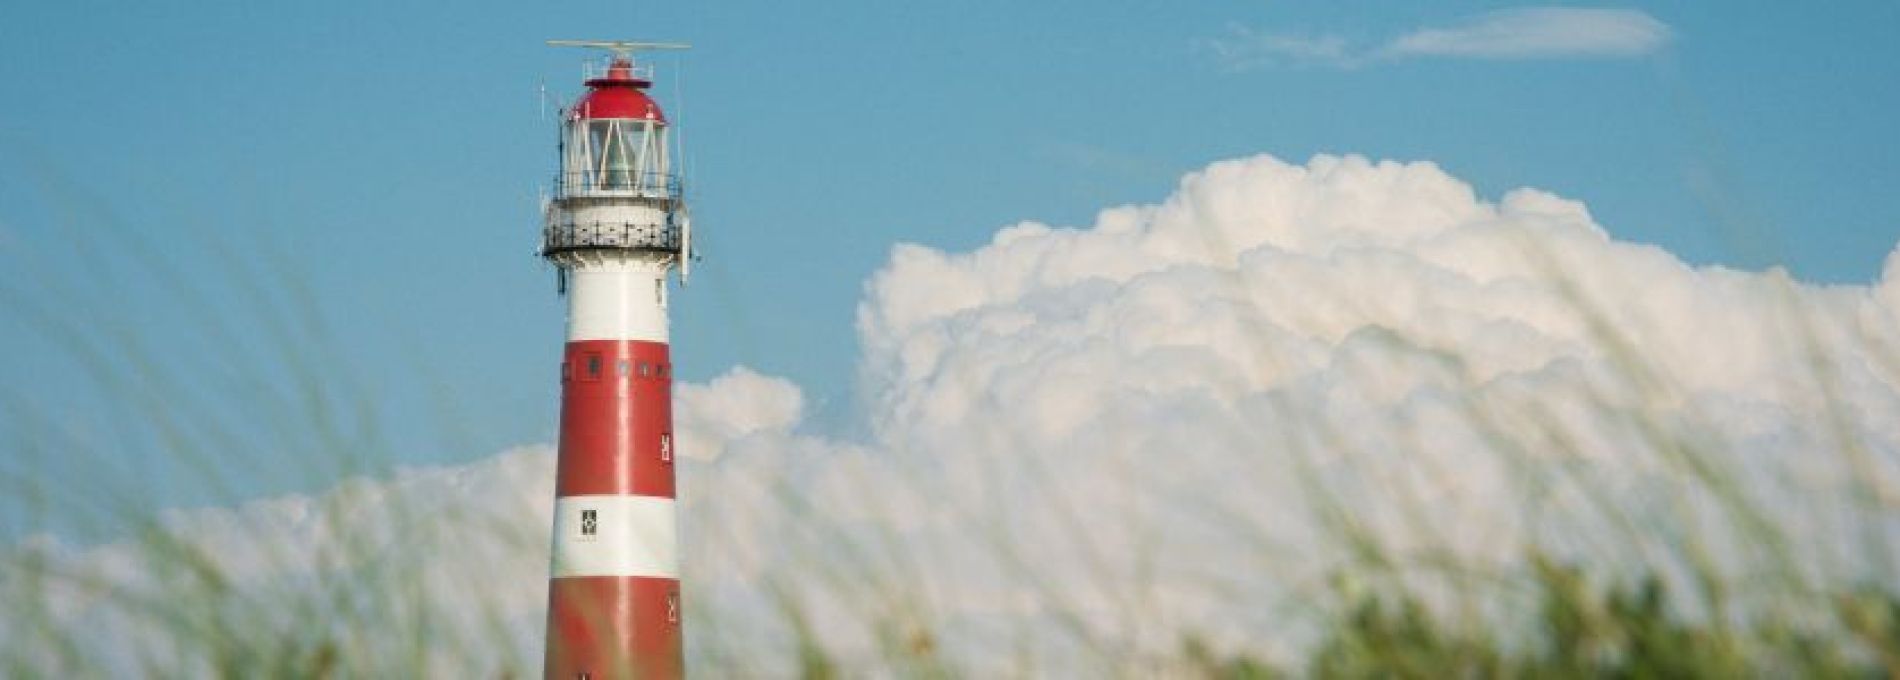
10, 153, 1900, 675
716, 153, 1900, 669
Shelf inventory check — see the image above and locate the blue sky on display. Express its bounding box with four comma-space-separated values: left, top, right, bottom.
2, 1, 1897, 533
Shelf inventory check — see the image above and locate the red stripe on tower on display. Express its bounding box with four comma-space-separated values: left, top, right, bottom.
557, 341, 674, 498
540, 39, 694, 680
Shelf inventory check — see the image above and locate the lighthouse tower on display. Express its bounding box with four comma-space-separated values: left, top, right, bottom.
540, 39, 692, 680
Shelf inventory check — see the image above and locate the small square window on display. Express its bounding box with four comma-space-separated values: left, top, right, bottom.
617, 359, 631, 377
583, 354, 603, 381
639, 361, 651, 377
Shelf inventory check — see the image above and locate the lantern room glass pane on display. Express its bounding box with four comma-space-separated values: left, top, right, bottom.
586, 120, 650, 190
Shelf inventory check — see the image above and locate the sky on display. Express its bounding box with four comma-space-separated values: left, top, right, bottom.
2, 0, 1899, 528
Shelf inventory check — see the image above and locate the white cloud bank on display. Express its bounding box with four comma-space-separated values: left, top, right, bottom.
1207, 7, 1671, 69
9, 153, 1900, 675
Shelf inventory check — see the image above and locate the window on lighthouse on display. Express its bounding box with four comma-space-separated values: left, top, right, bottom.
586, 119, 653, 191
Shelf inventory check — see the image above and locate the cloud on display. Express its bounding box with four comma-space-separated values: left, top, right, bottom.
1202, 27, 1354, 69
10, 154, 1900, 674
4, 446, 560, 675
1206, 7, 1671, 69
769, 153, 1900, 668
673, 366, 803, 461
1386, 7, 1671, 59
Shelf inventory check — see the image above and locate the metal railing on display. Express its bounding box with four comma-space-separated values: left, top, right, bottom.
542, 220, 681, 254
554, 172, 683, 201
583, 59, 656, 83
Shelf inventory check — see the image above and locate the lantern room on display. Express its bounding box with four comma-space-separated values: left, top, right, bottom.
558, 57, 675, 201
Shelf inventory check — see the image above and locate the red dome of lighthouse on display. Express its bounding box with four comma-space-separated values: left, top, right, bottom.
569, 59, 667, 122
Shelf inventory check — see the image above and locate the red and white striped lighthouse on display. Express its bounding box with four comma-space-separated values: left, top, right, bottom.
540, 39, 693, 680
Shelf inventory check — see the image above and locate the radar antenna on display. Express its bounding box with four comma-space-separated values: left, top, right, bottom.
546, 39, 691, 58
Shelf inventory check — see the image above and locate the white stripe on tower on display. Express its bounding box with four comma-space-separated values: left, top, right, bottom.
551, 495, 679, 578
566, 261, 670, 342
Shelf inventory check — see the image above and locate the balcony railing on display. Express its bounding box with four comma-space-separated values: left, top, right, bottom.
583, 59, 656, 83
554, 172, 683, 201
543, 220, 681, 254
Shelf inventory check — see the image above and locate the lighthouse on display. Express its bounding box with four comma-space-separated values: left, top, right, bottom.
540, 39, 692, 679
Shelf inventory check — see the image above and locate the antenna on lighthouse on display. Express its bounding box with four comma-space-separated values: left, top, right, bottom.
672, 63, 695, 286
679, 208, 694, 284
546, 39, 691, 57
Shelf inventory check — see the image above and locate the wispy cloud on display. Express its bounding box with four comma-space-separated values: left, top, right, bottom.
1387, 7, 1671, 59
1204, 7, 1671, 69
